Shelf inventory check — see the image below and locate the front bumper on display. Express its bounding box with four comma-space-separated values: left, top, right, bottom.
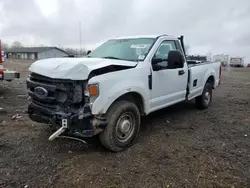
28, 102, 108, 138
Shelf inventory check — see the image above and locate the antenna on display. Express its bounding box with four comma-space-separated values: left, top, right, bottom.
79, 21, 83, 56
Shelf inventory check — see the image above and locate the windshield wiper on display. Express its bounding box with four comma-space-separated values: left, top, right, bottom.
102, 56, 122, 60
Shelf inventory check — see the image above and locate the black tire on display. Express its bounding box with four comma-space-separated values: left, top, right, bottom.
195, 82, 213, 109
99, 100, 141, 152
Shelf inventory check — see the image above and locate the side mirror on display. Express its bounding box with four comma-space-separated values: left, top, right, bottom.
152, 58, 167, 71
152, 64, 163, 71
168, 50, 184, 69
152, 58, 163, 65
87, 50, 91, 55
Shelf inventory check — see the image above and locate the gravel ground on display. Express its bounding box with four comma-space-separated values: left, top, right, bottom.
0, 60, 250, 188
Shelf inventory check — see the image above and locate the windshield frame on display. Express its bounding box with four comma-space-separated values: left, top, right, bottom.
88, 37, 157, 62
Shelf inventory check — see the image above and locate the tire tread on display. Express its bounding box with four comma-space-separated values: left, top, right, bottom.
99, 100, 140, 152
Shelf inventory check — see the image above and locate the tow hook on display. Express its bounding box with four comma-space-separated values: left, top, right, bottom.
49, 119, 68, 141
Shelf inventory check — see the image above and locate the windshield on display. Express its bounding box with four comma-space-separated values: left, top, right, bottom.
88, 38, 155, 62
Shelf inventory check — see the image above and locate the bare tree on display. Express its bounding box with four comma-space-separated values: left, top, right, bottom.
11, 41, 23, 48
184, 44, 190, 56
62, 47, 87, 56
1, 42, 9, 51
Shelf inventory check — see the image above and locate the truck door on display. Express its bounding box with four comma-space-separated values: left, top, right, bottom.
149, 40, 188, 112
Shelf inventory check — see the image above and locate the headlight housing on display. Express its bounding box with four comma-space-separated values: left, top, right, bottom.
84, 83, 90, 97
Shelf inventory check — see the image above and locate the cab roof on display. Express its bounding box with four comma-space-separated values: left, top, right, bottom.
112, 34, 178, 40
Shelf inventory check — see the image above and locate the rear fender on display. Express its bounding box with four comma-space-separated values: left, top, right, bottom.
188, 66, 216, 100
204, 71, 216, 88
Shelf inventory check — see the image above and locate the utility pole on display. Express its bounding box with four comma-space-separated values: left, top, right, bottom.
79, 21, 83, 56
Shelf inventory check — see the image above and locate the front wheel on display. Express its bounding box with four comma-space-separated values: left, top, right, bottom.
99, 100, 141, 152
195, 82, 213, 109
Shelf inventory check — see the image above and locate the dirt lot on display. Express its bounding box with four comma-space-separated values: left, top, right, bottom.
0, 60, 249, 188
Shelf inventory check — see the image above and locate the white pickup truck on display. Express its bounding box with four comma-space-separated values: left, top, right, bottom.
27, 34, 222, 152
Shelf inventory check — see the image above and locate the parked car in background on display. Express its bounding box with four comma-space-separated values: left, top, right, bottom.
1, 50, 5, 62
0, 41, 20, 81
230, 57, 244, 67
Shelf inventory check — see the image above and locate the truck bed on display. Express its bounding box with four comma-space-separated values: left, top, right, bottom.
187, 60, 212, 67
187, 61, 221, 100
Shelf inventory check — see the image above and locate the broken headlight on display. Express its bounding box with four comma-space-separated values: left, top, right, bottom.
72, 84, 82, 103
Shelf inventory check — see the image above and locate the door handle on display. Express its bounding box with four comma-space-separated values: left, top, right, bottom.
178, 70, 185, 75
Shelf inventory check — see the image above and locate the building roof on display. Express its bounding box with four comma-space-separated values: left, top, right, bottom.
6, 47, 68, 54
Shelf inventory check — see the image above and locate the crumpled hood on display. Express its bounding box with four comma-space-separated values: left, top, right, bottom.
28, 57, 137, 80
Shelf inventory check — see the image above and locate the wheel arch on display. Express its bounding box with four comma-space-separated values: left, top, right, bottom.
107, 92, 145, 116
206, 75, 215, 88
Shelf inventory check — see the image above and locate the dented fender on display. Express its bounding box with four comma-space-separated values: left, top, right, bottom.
88, 67, 150, 115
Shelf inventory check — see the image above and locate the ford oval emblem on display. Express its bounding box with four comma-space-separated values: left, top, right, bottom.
34, 86, 48, 99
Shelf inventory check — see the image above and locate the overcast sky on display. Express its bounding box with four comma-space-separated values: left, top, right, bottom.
0, 0, 250, 61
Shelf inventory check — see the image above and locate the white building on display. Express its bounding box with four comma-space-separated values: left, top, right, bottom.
213, 54, 229, 66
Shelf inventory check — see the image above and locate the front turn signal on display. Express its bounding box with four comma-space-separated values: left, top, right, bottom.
88, 84, 99, 96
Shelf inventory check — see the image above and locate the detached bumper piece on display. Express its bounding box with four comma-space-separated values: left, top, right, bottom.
28, 102, 108, 139
48, 119, 88, 143
48, 119, 68, 141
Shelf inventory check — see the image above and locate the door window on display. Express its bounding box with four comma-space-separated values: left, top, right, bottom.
153, 41, 177, 67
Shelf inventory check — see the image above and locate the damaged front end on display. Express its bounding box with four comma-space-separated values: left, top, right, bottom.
27, 73, 107, 141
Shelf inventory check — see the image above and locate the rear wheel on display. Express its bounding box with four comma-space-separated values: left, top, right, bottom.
99, 100, 141, 152
195, 82, 212, 109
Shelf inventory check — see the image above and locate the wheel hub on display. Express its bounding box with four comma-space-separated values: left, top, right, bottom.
204, 91, 210, 104
119, 120, 131, 134
116, 113, 135, 142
